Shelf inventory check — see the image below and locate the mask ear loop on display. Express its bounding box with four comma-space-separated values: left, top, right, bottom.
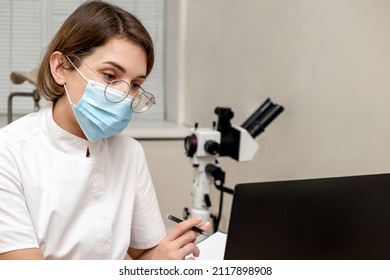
65, 55, 89, 83
63, 84, 76, 106
64, 55, 88, 106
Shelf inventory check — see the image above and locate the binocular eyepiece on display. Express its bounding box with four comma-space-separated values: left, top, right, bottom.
241, 98, 284, 138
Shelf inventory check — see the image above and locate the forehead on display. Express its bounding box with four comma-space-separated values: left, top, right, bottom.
83, 38, 147, 76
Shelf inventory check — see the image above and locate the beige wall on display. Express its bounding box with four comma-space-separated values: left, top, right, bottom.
145, 0, 390, 232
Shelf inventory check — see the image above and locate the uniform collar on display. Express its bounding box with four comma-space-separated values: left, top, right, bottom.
43, 103, 104, 158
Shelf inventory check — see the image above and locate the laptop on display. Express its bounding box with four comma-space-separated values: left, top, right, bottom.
223, 173, 390, 260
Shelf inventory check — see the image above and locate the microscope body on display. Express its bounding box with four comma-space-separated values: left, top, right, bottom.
184, 99, 284, 231
184, 125, 259, 223
188, 128, 220, 222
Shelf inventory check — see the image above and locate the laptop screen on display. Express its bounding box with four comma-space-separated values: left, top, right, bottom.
224, 173, 390, 260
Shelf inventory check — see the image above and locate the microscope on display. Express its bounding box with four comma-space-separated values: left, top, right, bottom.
184, 98, 284, 232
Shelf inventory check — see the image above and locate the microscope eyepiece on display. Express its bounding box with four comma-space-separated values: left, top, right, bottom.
241, 98, 284, 138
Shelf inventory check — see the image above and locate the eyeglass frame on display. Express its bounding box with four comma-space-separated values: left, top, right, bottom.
65, 55, 155, 113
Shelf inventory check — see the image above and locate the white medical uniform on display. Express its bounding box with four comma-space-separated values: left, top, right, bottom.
0, 104, 166, 259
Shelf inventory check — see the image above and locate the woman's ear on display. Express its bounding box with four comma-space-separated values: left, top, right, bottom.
49, 51, 67, 85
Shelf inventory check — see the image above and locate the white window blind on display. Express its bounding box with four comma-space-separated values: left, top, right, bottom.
0, 0, 165, 121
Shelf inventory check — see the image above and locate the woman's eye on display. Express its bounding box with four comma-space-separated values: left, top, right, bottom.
131, 83, 141, 91
102, 72, 117, 82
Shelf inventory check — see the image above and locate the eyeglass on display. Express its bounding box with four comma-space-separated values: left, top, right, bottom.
65, 55, 155, 113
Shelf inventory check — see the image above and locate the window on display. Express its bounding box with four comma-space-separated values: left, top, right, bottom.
0, 0, 165, 121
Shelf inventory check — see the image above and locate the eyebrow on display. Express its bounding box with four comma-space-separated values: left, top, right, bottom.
102, 61, 147, 79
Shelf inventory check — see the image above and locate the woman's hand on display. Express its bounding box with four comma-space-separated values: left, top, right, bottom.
129, 216, 211, 260
161, 217, 210, 259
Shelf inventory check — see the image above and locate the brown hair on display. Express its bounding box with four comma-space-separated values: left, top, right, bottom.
37, 0, 154, 101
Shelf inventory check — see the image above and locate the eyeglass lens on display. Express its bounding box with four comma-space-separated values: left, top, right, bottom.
104, 80, 155, 112
104, 80, 130, 102
132, 92, 155, 112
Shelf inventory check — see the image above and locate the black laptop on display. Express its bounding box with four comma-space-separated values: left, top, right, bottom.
224, 173, 390, 260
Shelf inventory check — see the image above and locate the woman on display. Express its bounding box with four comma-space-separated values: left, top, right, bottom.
0, 0, 209, 260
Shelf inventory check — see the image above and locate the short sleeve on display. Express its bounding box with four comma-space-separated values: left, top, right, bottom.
0, 143, 39, 254
129, 145, 166, 249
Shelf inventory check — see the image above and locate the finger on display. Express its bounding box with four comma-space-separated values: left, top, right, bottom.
155, 232, 196, 260
177, 242, 199, 259
176, 220, 212, 245
192, 244, 200, 258
170, 228, 198, 249
197, 221, 212, 232
167, 217, 203, 240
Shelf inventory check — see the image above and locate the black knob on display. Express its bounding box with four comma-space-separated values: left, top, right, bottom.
204, 140, 220, 155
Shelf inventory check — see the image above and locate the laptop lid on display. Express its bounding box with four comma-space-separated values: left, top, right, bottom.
224, 173, 390, 260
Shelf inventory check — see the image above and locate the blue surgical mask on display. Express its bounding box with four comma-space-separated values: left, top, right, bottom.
64, 80, 133, 141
